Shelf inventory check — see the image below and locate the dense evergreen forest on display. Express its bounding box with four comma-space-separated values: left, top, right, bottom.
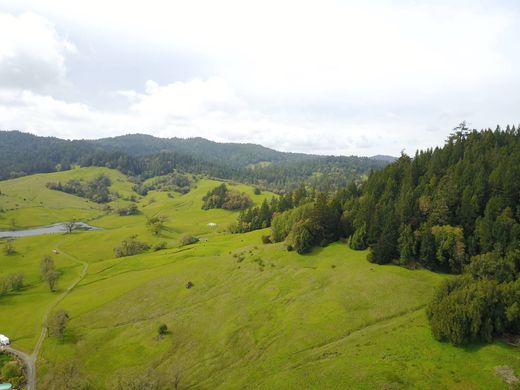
0, 131, 388, 191
347, 124, 519, 267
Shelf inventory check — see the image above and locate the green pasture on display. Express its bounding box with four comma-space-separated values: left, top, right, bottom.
0, 169, 518, 388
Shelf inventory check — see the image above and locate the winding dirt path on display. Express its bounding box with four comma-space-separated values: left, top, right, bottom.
5, 244, 88, 390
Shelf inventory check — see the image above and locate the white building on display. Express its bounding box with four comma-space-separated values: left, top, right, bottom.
0, 334, 10, 346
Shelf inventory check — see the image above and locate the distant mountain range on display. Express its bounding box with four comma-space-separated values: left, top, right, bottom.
0, 130, 392, 190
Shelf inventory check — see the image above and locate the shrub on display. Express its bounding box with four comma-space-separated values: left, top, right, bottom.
3, 239, 16, 255
153, 241, 167, 251
1, 361, 22, 381
261, 235, 272, 244
158, 324, 168, 336
179, 234, 199, 246
8, 272, 24, 291
427, 276, 520, 345
114, 237, 150, 257
116, 204, 139, 216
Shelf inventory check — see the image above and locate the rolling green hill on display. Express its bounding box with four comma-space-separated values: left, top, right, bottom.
0, 168, 518, 389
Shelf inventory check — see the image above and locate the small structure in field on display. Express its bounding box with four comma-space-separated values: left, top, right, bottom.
52, 249, 60, 254
207, 222, 217, 227
0, 334, 10, 346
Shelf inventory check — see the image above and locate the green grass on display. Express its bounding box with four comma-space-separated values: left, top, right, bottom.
0, 169, 518, 389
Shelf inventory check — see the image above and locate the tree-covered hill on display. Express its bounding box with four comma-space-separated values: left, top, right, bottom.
0, 130, 387, 191
346, 124, 520, 268
238, 124, 520, 345
89, 134, 308, 165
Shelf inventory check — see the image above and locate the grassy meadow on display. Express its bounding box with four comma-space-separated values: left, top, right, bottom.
0, 167, 519, 389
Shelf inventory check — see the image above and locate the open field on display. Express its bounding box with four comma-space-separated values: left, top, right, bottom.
1, 168, 519, 389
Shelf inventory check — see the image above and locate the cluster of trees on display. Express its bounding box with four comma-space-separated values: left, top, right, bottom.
427, 251, 520, 344
239, 156, 385, 192
40, 359, 93, 390
40, 255, 60, 291
342, 125, 520, 271
202, 184, 252, 210
114, 237, 150, 257
0, 272, 24, 296
116, 204, 139, 216
269, 193, 344, 253
46, 174, 113, 203
0, 356, 25, 388
133, 171, 192, 195
231, 183, 313, 233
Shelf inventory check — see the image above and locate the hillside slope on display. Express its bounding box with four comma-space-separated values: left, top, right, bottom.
0, 169, 518, 389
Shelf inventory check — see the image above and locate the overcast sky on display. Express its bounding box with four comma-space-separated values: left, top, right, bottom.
1, 0, 519, 156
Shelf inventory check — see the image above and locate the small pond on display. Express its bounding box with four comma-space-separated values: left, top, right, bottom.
0, 222, 102, 238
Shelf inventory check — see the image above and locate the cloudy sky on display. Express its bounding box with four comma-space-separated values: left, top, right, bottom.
1, 0, 519, 156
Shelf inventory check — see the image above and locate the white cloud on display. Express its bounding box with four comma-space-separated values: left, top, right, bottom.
128, 77, 244, 118
0, 2, 519, 155
0, 77, 446, 155
0, 12, 76, 91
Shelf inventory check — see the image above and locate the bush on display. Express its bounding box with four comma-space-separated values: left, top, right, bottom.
158, 324, 168, 336
1, 361, 22, 381
261, 235, 272, 244
153, 241, 167, 251
427, 276, 520, 345
179, 234, 199, 246
116, 204, 139, 216
8, 272, 24, 291
114, 237, 150, 257
3, 239, 16, 255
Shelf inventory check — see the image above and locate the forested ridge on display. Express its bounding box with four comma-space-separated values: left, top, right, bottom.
346, 124, 519, 267
0, 131, 387, 191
